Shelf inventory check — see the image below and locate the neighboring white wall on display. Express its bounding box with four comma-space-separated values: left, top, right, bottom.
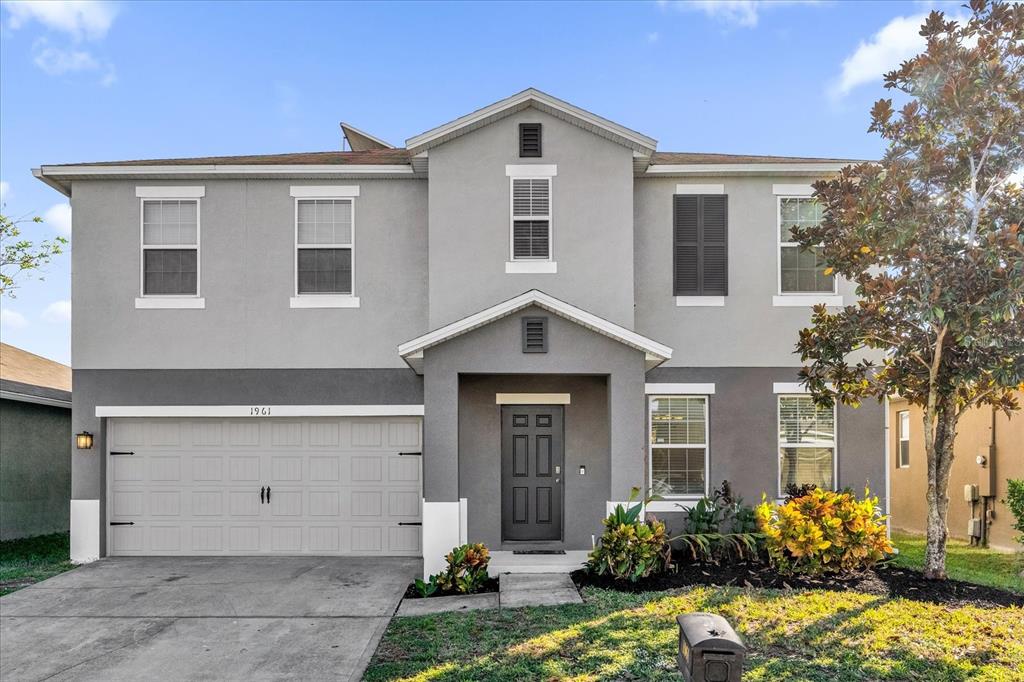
422, 499, 462, 579
634, 175, 859, 366
70, 499, 100, 563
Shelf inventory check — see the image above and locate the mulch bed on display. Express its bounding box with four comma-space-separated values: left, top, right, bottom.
403, 576, 499, 600
571, 561, 1023, 609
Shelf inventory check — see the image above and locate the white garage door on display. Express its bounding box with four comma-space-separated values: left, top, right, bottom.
106, 417, 422, 556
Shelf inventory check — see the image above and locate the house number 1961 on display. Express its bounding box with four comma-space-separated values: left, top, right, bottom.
250, 407, 271, 416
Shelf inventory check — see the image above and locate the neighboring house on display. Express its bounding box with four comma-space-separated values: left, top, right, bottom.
34, 89, 885, 574
889, 395, 1023, 551
0, 344, 72, 540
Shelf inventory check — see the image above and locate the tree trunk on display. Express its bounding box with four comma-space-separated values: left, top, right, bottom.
923, 397, 959, 580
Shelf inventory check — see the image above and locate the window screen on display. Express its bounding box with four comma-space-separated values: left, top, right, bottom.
296, 199, 353, 294
650, 396, 708, 497
142, 200, 199, 296
779, 197, 833, 293
778, 395, 835, 492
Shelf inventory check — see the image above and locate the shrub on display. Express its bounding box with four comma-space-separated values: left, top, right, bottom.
671, 481, 763, 562
432, 543, 490, 594
1003, 479, 1024, 546
755, 487, 893, 575
588, 489, 671, 582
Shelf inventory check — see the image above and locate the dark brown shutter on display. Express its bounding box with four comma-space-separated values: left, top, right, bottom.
519, 123, 542, 157
673, 194, 728, 296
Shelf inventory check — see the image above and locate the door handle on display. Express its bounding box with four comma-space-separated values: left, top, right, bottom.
260, 486, 265, 504
266, 486, 271, 503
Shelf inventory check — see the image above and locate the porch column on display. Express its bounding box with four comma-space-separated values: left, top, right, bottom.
421, 361, 463, 578
608, 356, 648, 504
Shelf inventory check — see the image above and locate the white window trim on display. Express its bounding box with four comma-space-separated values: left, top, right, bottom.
291, 195, 360, 308
676, 296, 725, 307
509, 175, 554, 263
645, 383, 716, 395
505, 164, 557, 177
505, 260, 557, 274
137, 196, 202, 307
897, 410, 911, 468
675, 184, 724, 195
776, 195, 837, 302
776, 394, 838, 498
648, 395, 710, 500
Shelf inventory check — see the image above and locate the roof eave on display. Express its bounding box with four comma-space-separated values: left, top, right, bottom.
33, 167, 71, 196
643, 162, 852, 176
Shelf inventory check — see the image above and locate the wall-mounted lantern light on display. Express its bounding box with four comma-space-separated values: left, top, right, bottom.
579, 465, 586, 476
76, 431, 94, 450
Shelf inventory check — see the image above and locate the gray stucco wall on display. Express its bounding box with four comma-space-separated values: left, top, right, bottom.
426, 108, 636, 329
645, 366, 887, 524
459, 374, 610, 549
1, 399, 71, 540
70, 178, 428, 369
634, 176, 860, 367
422, 307, 648, 506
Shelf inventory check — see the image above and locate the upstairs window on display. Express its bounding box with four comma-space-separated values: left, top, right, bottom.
778, 197, 834, 294
296, 198, 354, 295
778, 395, 836, 495
511, 177, 551, 260
141, 199, 199, 296
519, 123, 542, 157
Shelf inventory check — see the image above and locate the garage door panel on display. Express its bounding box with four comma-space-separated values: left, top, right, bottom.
108, 417, 421, 556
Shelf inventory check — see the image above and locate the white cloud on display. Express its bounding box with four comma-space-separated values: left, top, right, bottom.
660, 0, 818, 29
42, 299, 72, 323
1, 309, 29, 331
3, 0, 119, 41
0, 180, 9, 203
33, 40, 99, 74
829, 13, 928, 99
43, 202, 72, 235
647, 31, 660, 43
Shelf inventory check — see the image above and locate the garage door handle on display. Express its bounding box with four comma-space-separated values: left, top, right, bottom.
110, 522, 134, 526
260, 486, 265, 504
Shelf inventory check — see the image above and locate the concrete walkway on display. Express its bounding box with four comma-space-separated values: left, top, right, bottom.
0, 556, 419, 681
499, 573, 583, 608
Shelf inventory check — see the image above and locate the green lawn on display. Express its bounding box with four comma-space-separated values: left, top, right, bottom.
366, 586, 1024, 681
0, 532, 75, 596
890, 532, 1023, 594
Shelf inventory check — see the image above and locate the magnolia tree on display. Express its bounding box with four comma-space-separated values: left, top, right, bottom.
1, 212, 67, 299
794, 1, 1024, 579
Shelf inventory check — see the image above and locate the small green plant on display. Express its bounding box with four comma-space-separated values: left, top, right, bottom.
435, 543, 491, 594
672, 481, 763, 561
1002, 479, 1024, 546
588, 488, 671, 582
413, 576, 439, 598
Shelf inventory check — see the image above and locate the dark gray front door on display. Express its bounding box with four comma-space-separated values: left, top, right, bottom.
501, 405, 563, 541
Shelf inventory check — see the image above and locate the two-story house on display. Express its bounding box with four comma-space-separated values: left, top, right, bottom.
35, 89, 886, 576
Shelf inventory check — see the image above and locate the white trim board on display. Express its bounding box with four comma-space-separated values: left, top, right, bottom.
645, 383, 716, 395
495, 393, 571, 405
290, 185, 360, 198
674, 184, 724, 195
398, 289, 672, 373
289, 295, 360, 308
675, 296, 725, 307
773, 382, 808, 394
646, 162, 849, 175
773, 183, 814, 195
505, 164, 557, 177
136, 186, 205, 198
95, 404, 425, 418
0, 389, 71, 408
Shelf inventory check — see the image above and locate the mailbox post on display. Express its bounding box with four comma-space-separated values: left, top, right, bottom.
676, 613, 746, 682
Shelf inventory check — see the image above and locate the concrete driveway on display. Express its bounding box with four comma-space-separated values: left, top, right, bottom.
0, 556, 419, 681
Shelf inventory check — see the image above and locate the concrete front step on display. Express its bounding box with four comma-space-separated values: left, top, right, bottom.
395, 573, 583, 616
488, 550, 589, 574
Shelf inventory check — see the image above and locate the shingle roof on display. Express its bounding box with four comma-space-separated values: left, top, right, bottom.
650, 152, 865, 165
51, 148, 412, 167
0, 343, 71, 392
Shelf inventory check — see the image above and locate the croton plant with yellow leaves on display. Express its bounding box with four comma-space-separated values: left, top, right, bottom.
755, 487, 894, 575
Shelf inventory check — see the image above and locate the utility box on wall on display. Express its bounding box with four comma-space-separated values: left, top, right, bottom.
977, 446, 996, 497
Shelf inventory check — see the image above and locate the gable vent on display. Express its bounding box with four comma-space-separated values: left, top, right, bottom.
522, 317, 548, 353
519, 123, 542, 158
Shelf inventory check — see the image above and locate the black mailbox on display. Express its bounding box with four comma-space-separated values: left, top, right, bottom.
676, 612, 746, 682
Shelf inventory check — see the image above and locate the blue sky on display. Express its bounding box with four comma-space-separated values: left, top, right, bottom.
0, 0, 949, 365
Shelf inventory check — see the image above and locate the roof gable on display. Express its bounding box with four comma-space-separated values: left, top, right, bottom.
398, 290, 672, 373
405, 88, 657, 156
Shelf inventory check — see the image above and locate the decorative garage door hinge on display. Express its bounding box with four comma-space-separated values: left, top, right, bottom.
397, 522, 422, 526
109, 521, 135, 526
110, 451, 135, 456
398, 451, 422, 456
